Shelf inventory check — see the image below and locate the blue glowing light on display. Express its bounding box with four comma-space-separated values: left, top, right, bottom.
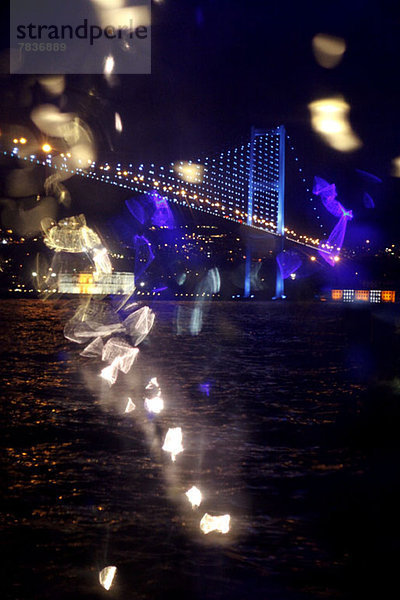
314, 176, 353, 266
363, 192, 375, 209
276, 251, 302, 279
199, 383, 211, 396
318, 211, 353, 266
313, 176, 346, 218
149, 191, 175, 229
125, 197, 146, 224
355, 168, 382, 184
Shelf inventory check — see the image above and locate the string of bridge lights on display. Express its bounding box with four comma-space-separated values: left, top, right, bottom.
286, 133, 327, 238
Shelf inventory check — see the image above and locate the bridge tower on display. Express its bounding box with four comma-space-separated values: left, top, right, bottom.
244, 125, 286, 299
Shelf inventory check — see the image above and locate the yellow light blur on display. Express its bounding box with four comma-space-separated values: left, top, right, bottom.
38, 75, 66, 96
312, 34, 346, 68
92, 0, 125, 8
334, 255, 340, 262
309, 97, 362, 152
391, 156, 400, 177
13, 138, 18, 144
42, 143, 52, 153
175, 162, 204, 184
310, 256, 316, 261
19, 137, 27, 144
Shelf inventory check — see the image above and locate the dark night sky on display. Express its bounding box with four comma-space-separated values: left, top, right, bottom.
1, 0, 400, 239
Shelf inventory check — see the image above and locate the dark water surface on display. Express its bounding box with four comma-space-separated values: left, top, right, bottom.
1, 299, 400, 600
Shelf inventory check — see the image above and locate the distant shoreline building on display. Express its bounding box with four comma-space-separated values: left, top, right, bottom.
58, 272, 135, 295
331, 289, 396, 303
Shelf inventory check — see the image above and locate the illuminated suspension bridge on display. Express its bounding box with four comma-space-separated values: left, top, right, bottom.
5, 125, 327, 297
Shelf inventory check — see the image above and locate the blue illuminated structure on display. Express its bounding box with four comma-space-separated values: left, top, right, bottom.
244, 126, 256, 298
244, 125, 285, 298
274, 125, 286, 299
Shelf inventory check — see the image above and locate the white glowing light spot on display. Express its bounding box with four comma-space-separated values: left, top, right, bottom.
144, 394, 164, 414
162, 427, 183, 462
185, 486, 202, 508
200, 513, 230, 534
125, 397, 136, 413
99, 566, 117, 591
115, 112, 123, 132
104, 55, 115, 75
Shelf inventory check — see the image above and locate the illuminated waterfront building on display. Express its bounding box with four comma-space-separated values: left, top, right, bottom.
57, 272, 135, 295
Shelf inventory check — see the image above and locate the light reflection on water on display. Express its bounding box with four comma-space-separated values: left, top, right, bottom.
1, 299, 370, 599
